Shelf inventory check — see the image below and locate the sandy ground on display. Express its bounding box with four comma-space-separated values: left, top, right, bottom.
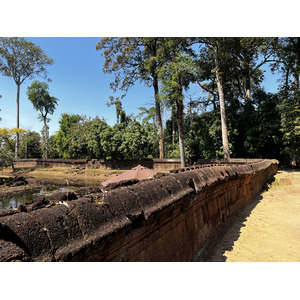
206, 168, 300, 262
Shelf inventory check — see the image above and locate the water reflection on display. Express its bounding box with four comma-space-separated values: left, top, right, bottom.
0, 176, 101, 210
0, 186, 74, 209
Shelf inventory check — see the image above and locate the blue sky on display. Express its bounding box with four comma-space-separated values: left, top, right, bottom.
0, 37, 281, 136
0, 37, 156, 135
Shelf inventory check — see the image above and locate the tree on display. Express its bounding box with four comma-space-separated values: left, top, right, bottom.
230, 37, 276, 101
106, 96, 123, 124
0, 37, 54, 157
158, 38, 196, 167
19, 131, 42, 158
242, 90, 282, 159
272, 38, 300, 165
96, 37, 166, 158
86, 117, 113, 159
27, 81, 58, 158
121, 120, 155, 160
192, 38, 234, 161
54, 113, 82, 158
0, 128, 26, 171
137, 106, 156, 124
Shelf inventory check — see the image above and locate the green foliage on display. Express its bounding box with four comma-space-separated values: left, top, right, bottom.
108, 120, 158, 160
0, 38, 54, 85
0, 128, 26, 169
52, 113, 158, 160
27, 81, 58, 117
183, 111, 223, 161
242, 90, 282, 159
107, 96, 125, 124
118, 120, 154, 159
48, 135, 60, 159
0, 37, 54, 156
18, 131, 42, 158
27, 80, 58, 158
86, 117, 113, 159
54, 113, 83, 158
280, 93, 300, 164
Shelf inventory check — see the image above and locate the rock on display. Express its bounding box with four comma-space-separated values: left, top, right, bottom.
1, 176, 28, 187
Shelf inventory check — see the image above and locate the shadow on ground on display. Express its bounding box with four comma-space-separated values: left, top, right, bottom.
193, 183, 272, 262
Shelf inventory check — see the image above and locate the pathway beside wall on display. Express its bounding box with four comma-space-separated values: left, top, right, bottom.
204, 169, 300, 262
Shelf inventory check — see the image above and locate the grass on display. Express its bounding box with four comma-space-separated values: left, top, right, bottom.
0, 166, 127, 186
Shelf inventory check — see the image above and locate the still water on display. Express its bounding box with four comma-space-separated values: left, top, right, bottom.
0, 178, 97, 209
0, 186, 74, 210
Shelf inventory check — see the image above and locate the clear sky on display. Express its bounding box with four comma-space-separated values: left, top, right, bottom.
0, 37, 156, 135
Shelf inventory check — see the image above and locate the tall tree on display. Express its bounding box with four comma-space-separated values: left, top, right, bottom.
0, 37, 54, 157
96, 37, 165, 158
272, 38, 300, 165
196, 38, 232, 160
158, 38, 196, 167
191, 38, 243, 161
27, 80, 58, 158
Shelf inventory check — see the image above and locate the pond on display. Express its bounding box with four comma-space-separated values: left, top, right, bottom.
0, 178, 99, 210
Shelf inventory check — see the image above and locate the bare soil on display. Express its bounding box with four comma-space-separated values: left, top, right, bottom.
206, 168, 300, 262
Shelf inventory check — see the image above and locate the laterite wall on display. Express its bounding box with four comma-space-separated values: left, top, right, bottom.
0, 160, 278, 262
13, 158, 182, 170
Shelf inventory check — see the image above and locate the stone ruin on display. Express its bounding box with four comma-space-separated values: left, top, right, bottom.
0, 159, 278, 262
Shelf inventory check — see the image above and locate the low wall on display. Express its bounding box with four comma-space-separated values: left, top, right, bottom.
0, 159, 278, 262
13, 158, 88, 168
13, 158, 182, 170
88, 158, 182, 170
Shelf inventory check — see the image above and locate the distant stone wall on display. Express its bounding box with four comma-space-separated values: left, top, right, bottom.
13, 158, 182, 170
13, 158, 268, 170
88, 158, 182, 170
13, 158, 88, 168
0, 159, 278, 262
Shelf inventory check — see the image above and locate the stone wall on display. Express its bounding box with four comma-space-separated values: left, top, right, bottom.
0, 159, 278, 262
13, 158, 88, 168
87, 158, 182, 170
13, 158, 181, 170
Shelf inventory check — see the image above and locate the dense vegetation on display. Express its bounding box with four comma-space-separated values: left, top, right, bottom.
1, 37, 300, 167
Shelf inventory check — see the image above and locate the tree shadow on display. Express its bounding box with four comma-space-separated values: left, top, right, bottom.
193, 186, 269, 262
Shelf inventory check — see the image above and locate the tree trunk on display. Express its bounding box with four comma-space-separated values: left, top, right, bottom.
11, 160, 15, 172
176, 101, 186, 167
295, 45, 299, 103
25, 138, 27, 159
214, 43, 230, 161
216, 71, 230, 161
15, 84, 20, 158
153, 74, 165, 159
176, 76, 186, 168
172, 106, 176, 149
43, 117, 48, 159
245, 73, 251, 101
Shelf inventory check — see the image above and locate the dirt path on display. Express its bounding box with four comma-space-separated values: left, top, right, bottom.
206, 169, 300, 262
